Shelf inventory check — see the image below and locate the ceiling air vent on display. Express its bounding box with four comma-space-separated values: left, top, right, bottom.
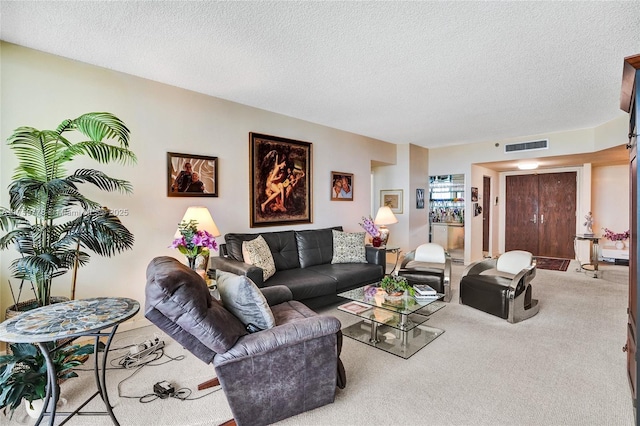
504, 139, 549, 154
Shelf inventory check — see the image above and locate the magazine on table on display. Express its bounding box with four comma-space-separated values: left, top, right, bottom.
338, 301, 372, 315
413, 284, 437, 296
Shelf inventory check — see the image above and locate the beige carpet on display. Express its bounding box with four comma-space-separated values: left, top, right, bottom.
2, 261, 635, 425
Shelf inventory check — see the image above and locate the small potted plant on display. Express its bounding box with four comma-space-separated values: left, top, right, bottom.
379, 275, 415, 300
0, 341, 95, 418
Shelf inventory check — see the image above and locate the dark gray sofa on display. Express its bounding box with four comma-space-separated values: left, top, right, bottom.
209, 226, 386, 309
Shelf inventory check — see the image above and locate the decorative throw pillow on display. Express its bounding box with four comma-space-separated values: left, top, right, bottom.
331, 230, 367, 264
242, 235, 276, 281
215, 271, 276, 331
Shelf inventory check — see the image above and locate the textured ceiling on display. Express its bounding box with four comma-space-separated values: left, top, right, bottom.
1, 1, 639, 148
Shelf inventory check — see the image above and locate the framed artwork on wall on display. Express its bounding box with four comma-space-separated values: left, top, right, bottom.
249, 133, 312, 227
380, 189, 403, 214
167, 152, 218, 197
416, 188, 425, 209
471, 187, 478, 202
331, 171, 353, 201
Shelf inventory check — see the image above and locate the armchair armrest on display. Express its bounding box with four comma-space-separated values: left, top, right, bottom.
366, 246, 386, 267
508, 265, 536, 294
462, 258, 497, 277
400, 250, 416, 269
209, 256, 264, 287
214, 315, 341, 365
260, 285, 293, 306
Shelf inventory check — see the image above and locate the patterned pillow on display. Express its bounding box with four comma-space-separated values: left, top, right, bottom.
242, 235, 276, 281
216, 271, 276, 331
331, 230, 367, 264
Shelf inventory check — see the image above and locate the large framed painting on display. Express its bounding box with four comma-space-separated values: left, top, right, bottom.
331, 171, 353, 201
380, 189, 403, 214
249, 133, 312, 227
167, 152, 218, 197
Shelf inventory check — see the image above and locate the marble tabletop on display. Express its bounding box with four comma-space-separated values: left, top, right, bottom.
0, 297, 139, 344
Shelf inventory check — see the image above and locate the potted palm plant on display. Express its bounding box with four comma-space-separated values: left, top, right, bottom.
0, 112, 136, 310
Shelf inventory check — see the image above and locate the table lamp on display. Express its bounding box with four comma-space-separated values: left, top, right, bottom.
374, 206, 398, 246
176, 206, 221, 271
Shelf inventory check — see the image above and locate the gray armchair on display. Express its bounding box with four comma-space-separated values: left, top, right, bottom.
459, 250, 539, 323
397, 243, 452, 302
144, 256, 344, 426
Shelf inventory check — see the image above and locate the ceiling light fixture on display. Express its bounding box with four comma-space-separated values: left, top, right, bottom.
517, 162, 539, 170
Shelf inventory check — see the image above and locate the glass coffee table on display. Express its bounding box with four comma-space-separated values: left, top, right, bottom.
338, 283, 445, 359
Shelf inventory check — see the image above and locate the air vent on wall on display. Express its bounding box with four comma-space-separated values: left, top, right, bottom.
504, 139, 549, 153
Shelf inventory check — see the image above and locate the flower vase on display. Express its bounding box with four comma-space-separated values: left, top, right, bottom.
372, 237, 382, 247
187, 256, 197, 270
615, 241, 625, 250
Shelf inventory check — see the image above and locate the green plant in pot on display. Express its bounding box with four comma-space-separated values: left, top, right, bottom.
0, 341, 95, 417
380, 274, 415, 297
0, 112, 136, 309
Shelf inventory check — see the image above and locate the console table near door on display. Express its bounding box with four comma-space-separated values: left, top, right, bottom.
0, 297, 139, 426
574, 234, 601, 278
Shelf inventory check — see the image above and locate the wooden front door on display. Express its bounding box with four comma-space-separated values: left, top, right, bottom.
505, 172, 577, 258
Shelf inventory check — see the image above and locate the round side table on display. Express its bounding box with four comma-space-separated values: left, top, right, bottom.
0, 297, 139, 426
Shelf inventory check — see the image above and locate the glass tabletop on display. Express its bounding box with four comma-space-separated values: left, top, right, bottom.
338, 283, 444, 316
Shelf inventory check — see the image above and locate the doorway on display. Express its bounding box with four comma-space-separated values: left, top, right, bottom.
483, 176, 491, 255
429, 174, 465, 261
505, 171, 577, 258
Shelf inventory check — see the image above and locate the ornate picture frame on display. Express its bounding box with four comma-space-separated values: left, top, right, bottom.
167, 152, 218, 197
330, 171, 354, 201
249, 133, 312, 227
380, 189, 403, 214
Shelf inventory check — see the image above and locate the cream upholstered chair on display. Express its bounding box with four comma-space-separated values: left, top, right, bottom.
397, 243, 452, 302
459, 250, 539, 323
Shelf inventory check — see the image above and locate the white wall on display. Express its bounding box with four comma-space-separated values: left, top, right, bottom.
593, 164, 630, 248
0, 43, 396, 324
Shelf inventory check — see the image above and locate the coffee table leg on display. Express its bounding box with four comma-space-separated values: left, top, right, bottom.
369, 321, 380, 344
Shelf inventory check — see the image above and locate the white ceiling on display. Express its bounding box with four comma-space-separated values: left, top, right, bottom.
1, 1, 639, 149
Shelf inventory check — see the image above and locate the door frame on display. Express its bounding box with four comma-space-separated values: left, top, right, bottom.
498, 166, 583, 255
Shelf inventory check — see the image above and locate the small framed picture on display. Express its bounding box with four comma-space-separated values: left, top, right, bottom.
416, 188, 425, 209
380, 189, 403, 214
167, 152, 218, 197
331, 171, 354, 201
471, 187, 478, 202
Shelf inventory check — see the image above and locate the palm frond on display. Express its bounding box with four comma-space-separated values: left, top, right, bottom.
0, 208, 31, 231
61, 112, 131, 147
69, 169, 133, 194
60, 142, 136, 166
7, 128, 69, 181
68, 210, 134, 256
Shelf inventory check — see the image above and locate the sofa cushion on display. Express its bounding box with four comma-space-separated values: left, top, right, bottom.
242, 235, 276, 281
331, 230, 367, 264
262, 268, 337, 301
295, 227, 342, 268
226, 231, 300, 271
216, 271, 276, 331
307, 263, 384, 291
144, 256, 247, 355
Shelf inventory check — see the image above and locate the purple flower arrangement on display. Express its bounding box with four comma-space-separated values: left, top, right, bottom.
170, 219, 218, 260
359, 216, 380, 238
603, 228, 630, 241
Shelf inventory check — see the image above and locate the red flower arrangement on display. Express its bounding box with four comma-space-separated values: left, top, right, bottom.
603, 228, 630, 241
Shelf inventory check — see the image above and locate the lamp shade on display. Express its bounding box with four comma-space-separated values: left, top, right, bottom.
374, 206, 398, 226
175, 206, 220, 237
